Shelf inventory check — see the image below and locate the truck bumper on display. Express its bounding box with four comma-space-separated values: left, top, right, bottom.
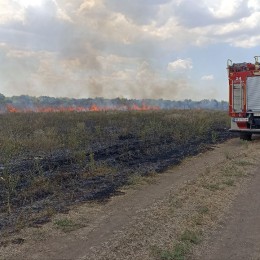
230, 119, 260, 134
229, 129, 260, 134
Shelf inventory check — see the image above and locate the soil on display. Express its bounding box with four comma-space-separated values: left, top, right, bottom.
1, 136, 260, 260
192, 152, 260, 260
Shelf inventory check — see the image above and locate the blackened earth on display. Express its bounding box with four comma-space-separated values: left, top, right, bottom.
0, 128, 237, 235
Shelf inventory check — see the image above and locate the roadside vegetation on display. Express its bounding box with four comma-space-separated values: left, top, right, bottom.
151, 143, 257, 260
0, 109, 233, 236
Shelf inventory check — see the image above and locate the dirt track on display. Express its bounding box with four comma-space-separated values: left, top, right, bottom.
193, 165, 260, 260
1, 137, 260, 260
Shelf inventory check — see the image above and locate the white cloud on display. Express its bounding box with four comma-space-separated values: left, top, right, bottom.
231, 35, 260, 48
201, 74, 214, 80
247, 0, 260, 11
207, 0, 245, 19
167, 58, 193, 72
0, 1, 24, 24
155, 0, 258, 49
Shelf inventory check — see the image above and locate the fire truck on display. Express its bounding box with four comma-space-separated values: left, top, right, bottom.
228, 56, 260, 140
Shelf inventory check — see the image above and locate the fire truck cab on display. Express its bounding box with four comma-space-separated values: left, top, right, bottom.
228, 56, 260, 140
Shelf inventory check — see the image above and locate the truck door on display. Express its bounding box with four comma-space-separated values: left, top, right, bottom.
247, 76, 260, 112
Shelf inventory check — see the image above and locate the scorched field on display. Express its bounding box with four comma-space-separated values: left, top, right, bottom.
0, 109, 234, 235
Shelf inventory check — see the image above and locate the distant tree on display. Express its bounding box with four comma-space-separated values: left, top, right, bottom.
0, 94, 6, 112
220, 100, 228, 110
211, 99, 219, 109
184, 99, 192, 109
0, 93, 5, 103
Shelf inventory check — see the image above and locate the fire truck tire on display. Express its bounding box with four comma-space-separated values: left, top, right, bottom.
239, 132, 252, 141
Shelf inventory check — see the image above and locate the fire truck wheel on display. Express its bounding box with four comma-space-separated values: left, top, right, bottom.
239, 132, 252, 141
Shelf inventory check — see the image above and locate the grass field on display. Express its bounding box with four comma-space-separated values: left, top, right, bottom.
0, 109, 234, 235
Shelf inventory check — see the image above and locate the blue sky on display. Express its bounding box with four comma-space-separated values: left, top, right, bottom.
0, 0, 259, 101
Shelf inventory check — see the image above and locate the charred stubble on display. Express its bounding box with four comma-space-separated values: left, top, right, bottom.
0, 110, 235, 235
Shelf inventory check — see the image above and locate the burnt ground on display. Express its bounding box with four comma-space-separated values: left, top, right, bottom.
0, 126, 236, 236
2, 137, 259, 260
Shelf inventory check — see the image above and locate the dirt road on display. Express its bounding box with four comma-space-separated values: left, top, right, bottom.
1, 137, 260, 260
193, 159, 260, 260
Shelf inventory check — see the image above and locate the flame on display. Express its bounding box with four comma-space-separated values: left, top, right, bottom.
6, 104, 18, 113
2, 102, 160, 113
89, 104, 100, 111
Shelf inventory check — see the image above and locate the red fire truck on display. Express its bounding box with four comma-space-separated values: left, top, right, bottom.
228, 56, 260, 140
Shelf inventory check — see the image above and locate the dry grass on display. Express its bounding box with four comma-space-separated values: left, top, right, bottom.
0, 109, 232, 239
150, 143, 258, 260
0, 110, 229, 158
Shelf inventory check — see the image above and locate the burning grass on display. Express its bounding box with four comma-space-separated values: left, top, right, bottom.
0, 109, 234, 235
